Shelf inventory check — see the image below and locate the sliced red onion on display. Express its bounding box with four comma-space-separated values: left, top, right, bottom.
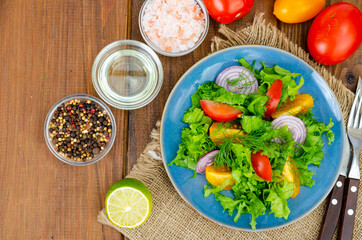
215, 66, 258, 95
272, 115, 307, 145
196, 150, 220, 174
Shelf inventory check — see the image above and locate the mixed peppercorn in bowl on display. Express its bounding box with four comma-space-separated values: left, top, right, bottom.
44, 94, 116, 166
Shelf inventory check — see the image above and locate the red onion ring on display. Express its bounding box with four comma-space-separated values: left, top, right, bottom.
215, 66, 258, 95
272, 115, 307, 144
196, 150, 220, 174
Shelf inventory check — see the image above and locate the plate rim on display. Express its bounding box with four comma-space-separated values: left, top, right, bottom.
160, 45, 346, 231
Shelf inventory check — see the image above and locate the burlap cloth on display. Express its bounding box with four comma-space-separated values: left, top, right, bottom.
98, 13, 362, 239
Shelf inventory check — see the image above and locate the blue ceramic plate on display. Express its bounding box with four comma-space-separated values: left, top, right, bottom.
160, 45, 345, 231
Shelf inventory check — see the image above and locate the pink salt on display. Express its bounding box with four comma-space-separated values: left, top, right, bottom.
142, 0, 206, 53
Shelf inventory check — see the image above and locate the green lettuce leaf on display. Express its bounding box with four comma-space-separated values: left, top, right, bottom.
248, 192, 267, 229
238, 58, 304, 108
274, 180, 294, 199
169, 113, 215, 171
182, 107, 204, 123
234, 202, 249, 223
264, 186, 291, 219
231, 144, 253, 177
171, 59, 334, 230
191, 81, 226, 108
214, 91, 248, 112
245, 93, 268, 117
238, 58, 261, 79
295, 110, 335, 169
215, 194, 242, 217
204, 178, 233, 197
241, 116, 270, 134
298, 168, 315, 187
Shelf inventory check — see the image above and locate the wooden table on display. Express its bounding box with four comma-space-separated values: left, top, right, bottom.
0, 0, 360, 239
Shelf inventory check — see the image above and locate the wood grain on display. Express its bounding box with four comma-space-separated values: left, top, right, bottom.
338, 178, 360, 240
0, 0, 128, 239
319, 175, 346, 240
0, 0, 361, 239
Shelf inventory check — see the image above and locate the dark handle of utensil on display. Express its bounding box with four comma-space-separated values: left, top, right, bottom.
338, 178, 360, 240
318, 175, 345, 240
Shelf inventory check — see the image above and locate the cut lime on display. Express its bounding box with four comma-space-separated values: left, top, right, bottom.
105, 178, 152, 228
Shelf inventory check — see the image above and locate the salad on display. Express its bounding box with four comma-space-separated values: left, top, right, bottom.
169, 58, 334, 229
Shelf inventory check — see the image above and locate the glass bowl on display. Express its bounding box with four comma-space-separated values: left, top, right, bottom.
138, 0, 210, 57
92, 40, 163, 110
44, 94, 117, 166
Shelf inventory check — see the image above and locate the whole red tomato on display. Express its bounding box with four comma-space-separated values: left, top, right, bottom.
307, 3, 362, 65
203, 0, 254, 24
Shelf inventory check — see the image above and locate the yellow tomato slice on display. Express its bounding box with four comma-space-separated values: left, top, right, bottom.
272, 94, 314, 119
205, 165, 234, 190
282, 159, 300, 198
209, 122, 244, 146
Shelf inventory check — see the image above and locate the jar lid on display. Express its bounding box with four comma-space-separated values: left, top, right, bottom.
92, 40, 163, 110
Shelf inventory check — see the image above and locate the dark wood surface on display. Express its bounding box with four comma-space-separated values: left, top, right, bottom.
319, 175, 346, 240
0, 0, 360, 239
338, 178, 360, 240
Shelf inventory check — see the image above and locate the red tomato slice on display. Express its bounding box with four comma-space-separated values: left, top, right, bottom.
251, 151, 272, 182
265, 79, 283, 118
200, 100, 242, 122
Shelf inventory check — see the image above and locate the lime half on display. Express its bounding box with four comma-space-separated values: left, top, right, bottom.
105, 178, 152, 228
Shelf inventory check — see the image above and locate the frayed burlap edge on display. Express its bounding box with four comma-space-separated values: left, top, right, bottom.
98, 13, 361, 239
125, 121, 163, 185
211, 13, 355, 123
97, 121, 163, 230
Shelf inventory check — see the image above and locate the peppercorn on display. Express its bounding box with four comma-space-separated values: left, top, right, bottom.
93, 148, 100, 154
48, 98, 113, 162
